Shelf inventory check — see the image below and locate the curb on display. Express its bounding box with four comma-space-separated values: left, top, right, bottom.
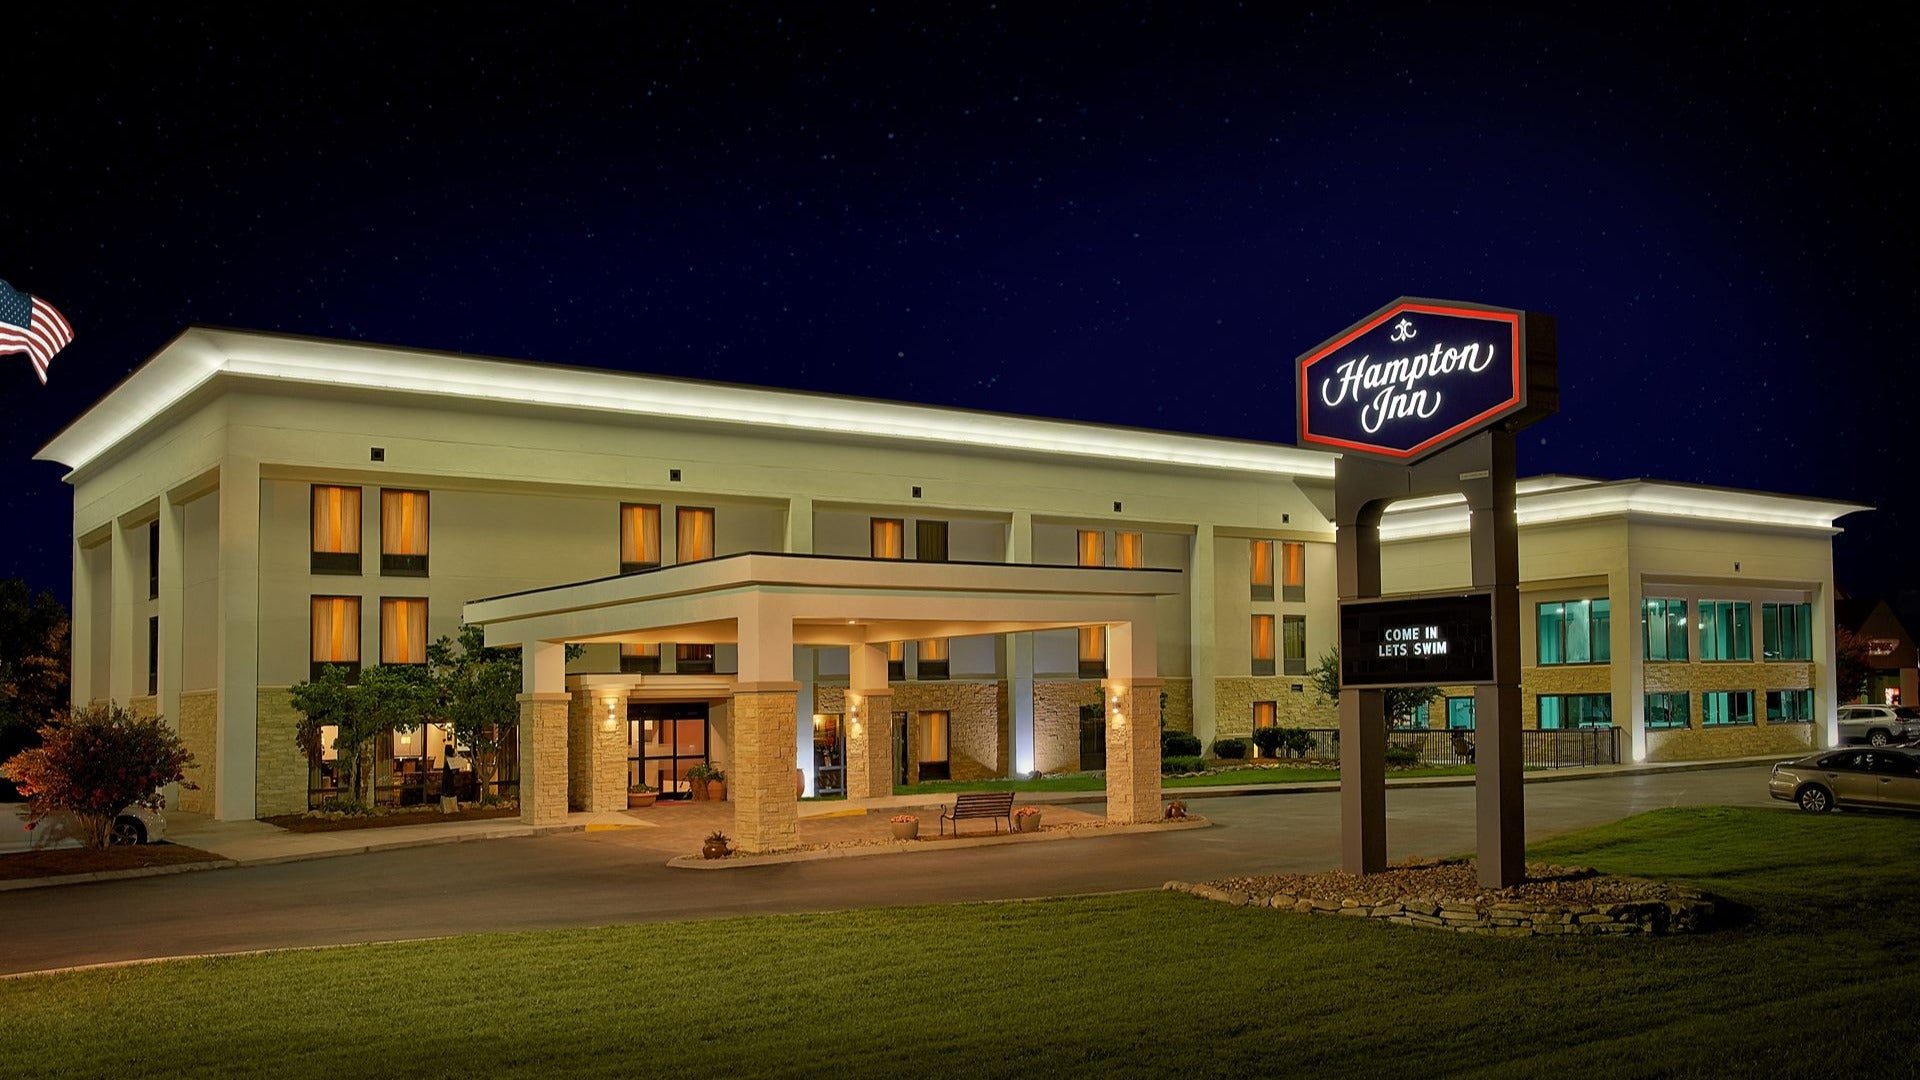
0, 859, 240, 892
667, 816, 1213, 870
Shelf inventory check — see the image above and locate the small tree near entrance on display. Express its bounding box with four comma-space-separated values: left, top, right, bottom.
1, 704, 194, 849
426, 624, 524, 803
1309, 648, 1442, 731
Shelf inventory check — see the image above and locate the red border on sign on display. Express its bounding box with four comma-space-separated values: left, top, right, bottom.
1297, 302, 1523, 460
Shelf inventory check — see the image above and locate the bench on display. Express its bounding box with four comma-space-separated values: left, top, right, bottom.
940, 791, 1017, 836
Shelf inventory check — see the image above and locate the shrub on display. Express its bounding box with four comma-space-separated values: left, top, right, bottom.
0, 703, 194, 849
1249, 727, 1286, 757
1284, 729, 1317, 758
1161, 755, 1208, 775
1211, 738, 1250, 760
1385, 743, 1423, 767
1161, 730, 1202, 757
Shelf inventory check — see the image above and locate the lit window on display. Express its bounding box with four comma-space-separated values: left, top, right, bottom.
1252, 615, 1275, 677
621, 504, 661, 572
381, 598, 427, 665
676, 507, 715, 562
1250, 540, 1273, 601
319, 725, 339, 761
1281, 542, 1306, 603
918, 711, 951, 780
1702, 690, 1755, 726
1078, 626, 1107, 679
1699, 601, 1753, 662
1116, 532, 1144, 569
1446, 697, 1476, 730
1537, 599, 1611, 665
918, 638, 949, 681
1763, 603, 1813, 661
675, 643, 715, 674
1538, 694, 1612, 730
310, 596, 361, 681
887, 641, 905, 681
1078, 530, 1104, 567
1643, 599, 1690, 662
393, 727, 425, 758
380, 490, 429, 576
1282, 614, 1306, 676
311, 485, 362, 575
871, 518, 904, 559
1253, 701, 1277, 729
1766, 689, 1813, 723
620, 643, 661, 674
1645, 692, 1690, 729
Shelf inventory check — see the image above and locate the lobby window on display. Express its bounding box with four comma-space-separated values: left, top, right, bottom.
1537, 599, 1610, 665
146, 616, 158, 695
1078, 530, 1105, 568
380, 598, 427, 665
1645, 692, 1690, 730
1702, 690, 1756, 726
1643, 598, 1689, 662
1116, 531, 1144, 569
1538, 693, 1612, 730
620, 504, 661, 573
916, 520, 948, 563
918, 711, 951, 781
380, 490, 429, 576
1446, 697, 1476, 730
620, 643, 661, 675
1763, 602, 1813, 661
1252, 615, 1275, 676
1250, 540, 1273, 601
918, 638, 949, 681
1253, 701, 1277, 730
310, 596, 361, 682
676, 643, 715, 674
1281, 541, 1306, 603
147, 520, 160, 599
1398, 701, 1429, 730
310, 485, 362, 575
1767, 689, 1814, 723
870, 518, 904, 559
1282, 614, 1307, 676
887, 641, 905, 681
1078, 626, 1107, 680
1699, 600, 1753, 662
676, 507, 715, 562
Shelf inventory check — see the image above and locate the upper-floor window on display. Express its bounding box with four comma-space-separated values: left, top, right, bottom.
620, 504, 661, 573
1250, 540, 1273, 601
1645, 692, 1690, 730
1282, 614, 1307, 676
310, 595, 361, 682
675, 643, 715, 674
1116, 532, 1144, 569
1767, 688, 1813, 723
1643, 598, 1689, 662
871, 518, 904, 559
1538, 693, 1612, 730
1702, 690, 1755, 726
1763, 602, 1813, 661
310, 485, 362, 575
1281, 542, 1306, 603
917, 638, 949, 681
148, 520, 160, 599
677, 507, 715, 562
1078, 626, 1107, 680
380, 598, 428, 665
1538, 599, 1611, 665
915, 520, 949, 563
1078, 530, 1105, 568
381, 490, 429, 576
620, 643, 661, 674
146, 615, 159, 695
1252, 614, 1275, 677
1699, 600, 1752, 662
887, 641, 905, 681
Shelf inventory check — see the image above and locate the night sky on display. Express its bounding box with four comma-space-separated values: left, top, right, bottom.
5, 5, 1914, 607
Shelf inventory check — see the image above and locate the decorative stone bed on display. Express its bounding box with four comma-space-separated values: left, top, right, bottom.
1166, 859, 1717, 936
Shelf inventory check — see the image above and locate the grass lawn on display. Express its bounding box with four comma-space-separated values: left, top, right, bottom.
890, 762, 1477, 795
6, 806, 1918, 1078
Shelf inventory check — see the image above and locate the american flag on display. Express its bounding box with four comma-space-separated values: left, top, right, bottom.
0, 279, 75, 384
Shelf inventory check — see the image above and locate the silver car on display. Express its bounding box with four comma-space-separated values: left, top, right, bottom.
1769, 748, 1920, 813
1836, 704, 1920, 747
1, 802, 167, 852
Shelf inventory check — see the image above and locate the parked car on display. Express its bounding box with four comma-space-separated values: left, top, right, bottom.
1836, 704, 1920, 746
1, 802, 167, 853
1769, 748, 1920, 813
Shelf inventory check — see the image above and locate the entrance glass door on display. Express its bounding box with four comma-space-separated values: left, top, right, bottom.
630, 702, 710, 798
813, 713, 846, 797
1079, 704, 1107, 771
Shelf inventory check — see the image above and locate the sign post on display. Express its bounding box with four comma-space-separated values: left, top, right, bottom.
1297, 298, 1556, 888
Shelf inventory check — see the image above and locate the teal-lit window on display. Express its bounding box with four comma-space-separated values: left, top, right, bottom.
1762, 603, 1813, 661
1446, 696, 1476, 730
1699, 601, 1753, 661
1399, 701, 1431, 730
1643, 599, 1689, 662
1538, 694, 1612, 730
1702, 690, 1755, 726
1766, 689, 1813, 723
1645, 692, 1690, 730
1537, 599, 1610, 665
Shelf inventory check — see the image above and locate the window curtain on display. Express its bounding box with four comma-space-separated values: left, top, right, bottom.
382, 598, 427, 664
1078, 626, 1106, 662
1253, 701, 1276, 729
1249, 540, 1273, 586
1116, 532, 1144, 569
311, 596, 360, 662
677, 508, 714, 562
311, 486, 360, 553
621, 504, 660, 565
1280, 542, 1303, 587
919, 638, 948, 662
1251, 615, 1275, 660
887, 641, 904, 662
919, 712, 950, 762
1282, 615, 1306, 664
871, 518, 903, 558
621, 643, 661, 659
381, 491, 428, 556
1077, 530, 1104, 567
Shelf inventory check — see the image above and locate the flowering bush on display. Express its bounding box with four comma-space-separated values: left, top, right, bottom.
889, 814, 918, 824
1014, 806, 1042, 818
0, 703, 194, 849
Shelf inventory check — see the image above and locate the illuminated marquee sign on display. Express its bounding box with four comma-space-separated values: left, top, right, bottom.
1340, 592, 1496, 687
1868, 638, 1899, 658
1297, 298, 1555, 463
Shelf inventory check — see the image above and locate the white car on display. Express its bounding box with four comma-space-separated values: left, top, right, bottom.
1, 802, 167, 853
1837, 704, 1920, 747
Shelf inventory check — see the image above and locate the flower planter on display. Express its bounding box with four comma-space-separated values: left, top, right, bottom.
627, 792, 657, 809
702, 839, 729, 860
689, 780, 708, 801
1015, 812, 1043, 833
890, 820, 919, 841
438, 796, 459, 814
707, 780, 727, 802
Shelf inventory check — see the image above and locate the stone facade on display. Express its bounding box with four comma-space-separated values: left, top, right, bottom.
177, 689, 218, 815
730, 688, 799, 852
1158, 678, 1194, 734
128, 695, 158, 720
518, 693, 571, 826
842, 689, 893, 799
567, 689, 629, 812
1213, 676, 1333, 741
816, 680, 1002, 784
1104, 680, 1163, 824
256, 686, 307, 817
1516, 666, 1611, 728
1643, 660, 1818, 762
1032, 679, 1102, 773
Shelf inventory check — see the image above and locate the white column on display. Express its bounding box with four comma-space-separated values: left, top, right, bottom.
1104, 615, 1162, 824
794, 644, 815, 795
214, 458, 261, 820
1608, 567, 1646, 762
1188, 523, 1217, 748
108, 517, 138, 706
157, 490, 187, 807
1006, 510, 1035, 773
1811, 559, 1839, 749
785, 495, 814, 554
70, 534, 94, 708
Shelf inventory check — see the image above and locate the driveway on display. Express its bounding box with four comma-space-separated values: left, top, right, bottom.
0, 766, 1774, 976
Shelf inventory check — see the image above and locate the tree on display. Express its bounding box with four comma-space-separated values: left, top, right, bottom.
426, 624, 523, 804
290, 664, 432, 807
1, 703, 193, 849
1308, 647, 1443, 731
1836, 627, 1873, 703
0, 579, 70, 736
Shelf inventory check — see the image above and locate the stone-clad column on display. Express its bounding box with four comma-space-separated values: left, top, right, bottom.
590, 693, 629, 812
1104, 677, 1163, 824
731, 685, 800, 852
519, 640, 570, 826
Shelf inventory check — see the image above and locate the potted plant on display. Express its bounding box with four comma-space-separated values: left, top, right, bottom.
889, 813, 919, 840
705, 763, 728, 802
627, 782, 658, 809
438, 793, 459, 814
1164, 798, 1188, 820
1014, 806, 1043, 833
684, 762, 712, 800
702, 830, 731, 859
